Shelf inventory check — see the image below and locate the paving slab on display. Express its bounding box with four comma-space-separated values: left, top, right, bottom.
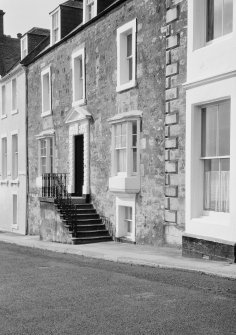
0, 231, 235, 279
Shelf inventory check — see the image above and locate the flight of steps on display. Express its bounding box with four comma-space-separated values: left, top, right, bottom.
55, 197, 113, 244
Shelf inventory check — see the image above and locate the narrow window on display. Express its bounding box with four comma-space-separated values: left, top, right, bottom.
72, 49, 85, 105
2, 137, 7, 179
201, 100, 230, 212
87, 0, 94, 20
127, 34, 133, 81
131, 121, 137, 173
207, 0, 233, 42
52, 11, 60, 45
12, 79, 17, 111
21, 36, 28, 59
40, 139, 47, 175
2, 85, 6, 116
41, 68, 51, 116
115, 123, 127, 173
117, 19, 137, 92
40, 138, 53, 175
12, 134, 18, 180
13, 194, 17, 226
124, 207, 132, 236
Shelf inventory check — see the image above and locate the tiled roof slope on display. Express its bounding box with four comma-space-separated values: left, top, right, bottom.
0, 35, 20, 76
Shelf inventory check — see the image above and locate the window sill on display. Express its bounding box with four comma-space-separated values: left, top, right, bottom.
1, 114, 7, 120
10, 179, 19, 185
109, 175, 140, 194
194, 32, 233, 52
72, 99, 87, 107
11, 109, 18, 115
41, 110, 52, 118
191, 213, 230, 227
0, 179, 9, 185
116, 79, 137, 93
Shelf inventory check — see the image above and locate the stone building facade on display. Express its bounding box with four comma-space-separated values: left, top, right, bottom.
24, 0, 188, 245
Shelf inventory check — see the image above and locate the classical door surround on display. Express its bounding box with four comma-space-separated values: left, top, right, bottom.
65, 106, 92, 197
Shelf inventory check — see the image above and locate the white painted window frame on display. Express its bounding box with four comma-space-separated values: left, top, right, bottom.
83, 0, 97, 23
1, 84, 6, 119
50, 8, 61, 46
72, 48, 86, 106
12, 191, 18, 229
21, 35, 28, 60
11, 78, 18, 115
116, 194, 136, 242
41, 66, 52, 117
111, 118, 140, 178
116, 18, 137, 93
192, 0, 233, 50
11, 130, 18, 181
38, 136, 54, 176
1, 135, 7, 181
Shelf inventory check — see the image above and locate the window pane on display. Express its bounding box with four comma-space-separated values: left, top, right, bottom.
117, 149, 126, 172
207, 0, 214, 41
132, 148, 137, 173
12, 79, 17, 110
204, 158, 229, 212
202, 106, 217, 157
127, 34, 132, 57
223, 0, 233, 35
214, 0, 223, 39
218, 100, 230, 156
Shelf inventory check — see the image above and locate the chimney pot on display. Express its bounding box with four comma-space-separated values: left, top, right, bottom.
0, 10, 5, 37
17, 33, 22, 39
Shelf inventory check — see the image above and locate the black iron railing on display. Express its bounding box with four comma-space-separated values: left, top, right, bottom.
42, 173, 77, 236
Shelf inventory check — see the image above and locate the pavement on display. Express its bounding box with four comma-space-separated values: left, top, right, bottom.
0, 231, 235, 279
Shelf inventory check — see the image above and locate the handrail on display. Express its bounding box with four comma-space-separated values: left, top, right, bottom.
42, 173, 77, 236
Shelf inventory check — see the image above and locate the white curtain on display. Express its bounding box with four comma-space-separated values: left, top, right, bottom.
204, 171, 230, 212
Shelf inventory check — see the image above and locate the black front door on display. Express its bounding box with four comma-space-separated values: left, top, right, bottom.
74, 135, 84, 196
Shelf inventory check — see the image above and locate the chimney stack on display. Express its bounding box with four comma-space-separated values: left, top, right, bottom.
0, 10, 5, 37
17, 33, 22, 39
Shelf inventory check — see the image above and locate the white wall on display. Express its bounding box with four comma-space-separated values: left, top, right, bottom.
0, 68, 27, 234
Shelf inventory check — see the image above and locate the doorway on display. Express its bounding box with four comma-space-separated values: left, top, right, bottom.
74, 135, 84, 196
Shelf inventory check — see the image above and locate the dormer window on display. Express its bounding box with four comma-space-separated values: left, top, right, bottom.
21, 35, 28, 60
83, 0, 97, 23
51, 9, 61, 45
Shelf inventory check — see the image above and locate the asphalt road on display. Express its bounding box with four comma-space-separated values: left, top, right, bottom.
0, 242, 236, 335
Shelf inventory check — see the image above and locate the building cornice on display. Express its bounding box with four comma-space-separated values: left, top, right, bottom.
183, 70, 236, 90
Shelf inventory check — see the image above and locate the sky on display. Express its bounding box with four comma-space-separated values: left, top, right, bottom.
1, 0, 63, 38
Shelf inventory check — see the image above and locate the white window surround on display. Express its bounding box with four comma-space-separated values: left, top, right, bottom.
108, 110, 142, 194
21, 35, 28, 60
12, 192, 18, 229
1, 135, 7, 181
11, 130, 18, 181
38, 136, 54, 177
50, 8, 61, 46
1, 85, 6, 118
116, 194, 136, 242
185, 76, 236, 242
41, 67, 52, 117
72, 48, 86, 106
192, 0, 234, 51
83, 0, 97, 23
116, 18, 137, 93
11, 78, 18, 114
